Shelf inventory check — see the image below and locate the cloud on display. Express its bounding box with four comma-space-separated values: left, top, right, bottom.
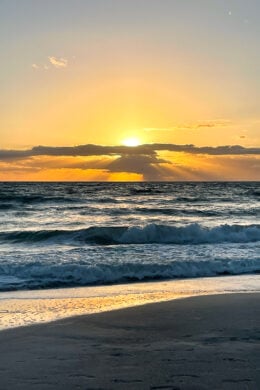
193, 120, 232, 128
48, 56, 68, 68
0, 143, 259, 162
151, 144, 260, 155
144, 120, 232, 132
31, 56, 68, 70
107, 154, 170, 180
1, 145, 259, 181
20, 156, 112, 171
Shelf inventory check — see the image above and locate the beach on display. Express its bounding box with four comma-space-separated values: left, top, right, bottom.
1, 0, 260, 386
0, 292, 259, 389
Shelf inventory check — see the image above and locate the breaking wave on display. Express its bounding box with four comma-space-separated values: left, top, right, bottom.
1, 223, 259, 245
0, 256, 259, 291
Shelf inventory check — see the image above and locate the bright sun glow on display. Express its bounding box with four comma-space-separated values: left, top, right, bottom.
122, 137, 141, 147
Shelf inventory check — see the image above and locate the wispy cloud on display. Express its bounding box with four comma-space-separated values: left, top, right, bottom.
48, 56, 68, 68
191, 120, 232, 129
32, 56, 68, 70
144, 120, 232, 132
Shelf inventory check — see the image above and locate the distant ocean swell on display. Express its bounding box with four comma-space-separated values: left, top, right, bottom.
1, 191, 259, 205
0, 257, 259, 291
0, 223, 259, 245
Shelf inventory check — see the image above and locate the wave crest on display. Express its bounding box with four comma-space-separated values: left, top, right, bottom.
0, 223, 259, 245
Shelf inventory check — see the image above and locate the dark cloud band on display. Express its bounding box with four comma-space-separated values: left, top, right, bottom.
0, 143, 259, 161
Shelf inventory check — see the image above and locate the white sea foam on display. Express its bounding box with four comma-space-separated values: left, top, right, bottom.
0, 254, 259, 290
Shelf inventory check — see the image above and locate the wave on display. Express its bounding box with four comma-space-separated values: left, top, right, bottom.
253, 191, 260, 198
1, 223, 260, 245
0, 204, 15, 210
129, 188, 165, 195
0, 194, 79, 204
0, 257, 259, 291
129, 207, 219, 216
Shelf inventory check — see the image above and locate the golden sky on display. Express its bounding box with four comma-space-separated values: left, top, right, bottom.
0, 1, 259, 181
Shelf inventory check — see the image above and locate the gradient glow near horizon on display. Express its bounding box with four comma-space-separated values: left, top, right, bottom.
0, 0, 259, 181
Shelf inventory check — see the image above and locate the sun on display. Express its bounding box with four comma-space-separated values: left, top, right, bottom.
122, 137, 141, 147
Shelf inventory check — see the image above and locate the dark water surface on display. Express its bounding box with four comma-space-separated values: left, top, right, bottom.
0, 182, 259, 290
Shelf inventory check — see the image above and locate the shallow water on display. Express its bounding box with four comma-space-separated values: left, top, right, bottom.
0, 275, 259, 330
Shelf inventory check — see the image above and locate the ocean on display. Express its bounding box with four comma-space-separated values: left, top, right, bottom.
0, 182, 259, 291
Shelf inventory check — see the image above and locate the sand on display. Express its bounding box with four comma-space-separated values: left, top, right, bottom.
1, 274, 259, 331
0, 293, 259, 389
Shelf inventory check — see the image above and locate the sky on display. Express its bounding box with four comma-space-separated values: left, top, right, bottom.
0, 0, 259, 181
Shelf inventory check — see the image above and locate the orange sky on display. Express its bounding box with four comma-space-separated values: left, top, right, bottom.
0, 147, 259, 181
1, 1, 259, 181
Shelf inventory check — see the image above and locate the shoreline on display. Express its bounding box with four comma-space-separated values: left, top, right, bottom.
0, 274, 260, 331
0, 293, 259, 389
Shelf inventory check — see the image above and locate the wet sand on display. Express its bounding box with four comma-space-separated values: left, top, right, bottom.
0, 293, 259, 389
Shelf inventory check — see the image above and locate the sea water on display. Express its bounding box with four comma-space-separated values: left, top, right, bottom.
0, 182, 259, 291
